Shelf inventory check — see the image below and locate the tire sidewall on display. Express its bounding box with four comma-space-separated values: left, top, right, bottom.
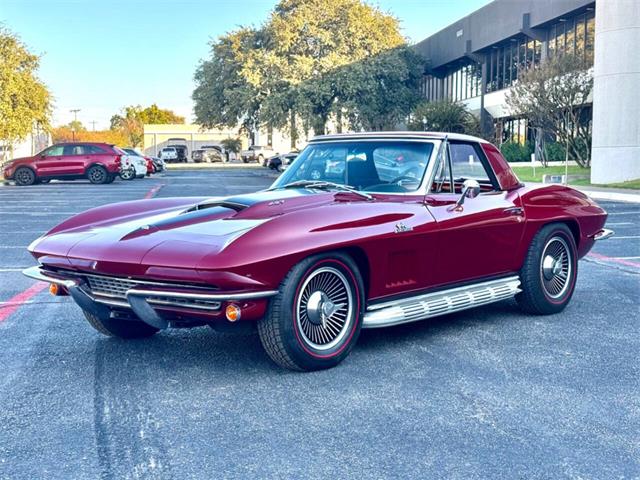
15, 167, 36, 186
275, 253, 364, 370
88, 165, 107, 184
525, 224, 578, 312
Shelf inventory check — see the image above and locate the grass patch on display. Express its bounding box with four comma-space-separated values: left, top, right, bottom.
511, 165, 640, 190
511, 165, 588, 183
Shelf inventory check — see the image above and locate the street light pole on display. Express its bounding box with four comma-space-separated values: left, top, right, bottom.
70, 109, 80, 141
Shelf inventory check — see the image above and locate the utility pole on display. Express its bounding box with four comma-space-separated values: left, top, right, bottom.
70, 109, 81, 141
90, 120, 97, 131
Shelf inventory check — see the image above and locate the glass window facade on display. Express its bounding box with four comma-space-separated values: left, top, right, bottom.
486, 35, 541, 93
421, 61, 481, 103
548, 9, 595, 63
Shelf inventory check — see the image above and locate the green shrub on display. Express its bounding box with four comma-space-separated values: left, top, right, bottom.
500, 142, 533, 163
543, 142, 566, 162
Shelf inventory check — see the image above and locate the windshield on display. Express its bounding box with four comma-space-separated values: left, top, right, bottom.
272, 140, 435, 193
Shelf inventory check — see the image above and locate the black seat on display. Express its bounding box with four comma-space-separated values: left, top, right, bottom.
346, 159, 379, 190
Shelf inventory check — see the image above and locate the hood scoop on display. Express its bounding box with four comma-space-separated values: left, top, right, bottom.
120, 205, 236, 241
187, 199, 250, 213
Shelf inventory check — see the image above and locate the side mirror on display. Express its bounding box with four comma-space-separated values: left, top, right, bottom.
455, 179, 480, 208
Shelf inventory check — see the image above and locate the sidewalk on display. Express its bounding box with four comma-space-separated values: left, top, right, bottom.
527, 182, 640, 203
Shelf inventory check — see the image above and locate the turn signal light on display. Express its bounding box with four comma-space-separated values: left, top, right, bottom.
225, 304, 241, 322
49, 284, 60, 296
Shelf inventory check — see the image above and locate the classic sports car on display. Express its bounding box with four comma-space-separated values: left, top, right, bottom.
23, 132, 613, 371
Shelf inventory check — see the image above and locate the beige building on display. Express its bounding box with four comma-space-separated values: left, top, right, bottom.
143, 124, 299, 159
143, 124, 247, 157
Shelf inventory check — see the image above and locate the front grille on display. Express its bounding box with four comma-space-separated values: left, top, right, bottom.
81, 273, 221, 311
86, 275, 136, 299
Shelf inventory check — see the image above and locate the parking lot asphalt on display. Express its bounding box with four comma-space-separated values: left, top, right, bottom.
0, 170, 638, 479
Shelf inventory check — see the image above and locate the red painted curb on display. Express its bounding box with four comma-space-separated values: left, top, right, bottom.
587, 252, 640, 268
144, 183, 165, 199
0, 282, 48, 323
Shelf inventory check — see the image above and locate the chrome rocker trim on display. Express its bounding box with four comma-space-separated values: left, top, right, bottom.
591, 228, 614, 241
362, 276, 522, 329
23, 266, 278, 330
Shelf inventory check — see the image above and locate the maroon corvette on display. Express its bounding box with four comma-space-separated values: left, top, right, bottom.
23, 132, 613, 370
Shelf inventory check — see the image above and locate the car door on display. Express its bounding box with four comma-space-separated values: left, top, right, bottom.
35, 145, 67, 176
425, 140, 525, 286
62, 144, 89, 175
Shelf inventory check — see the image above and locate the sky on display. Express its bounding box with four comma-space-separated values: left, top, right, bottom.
1, 0, 490, 130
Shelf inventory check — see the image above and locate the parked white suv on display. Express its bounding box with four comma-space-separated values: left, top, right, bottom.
159, 147, 178, 162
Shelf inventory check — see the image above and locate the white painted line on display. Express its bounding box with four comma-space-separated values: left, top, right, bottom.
614, 256, 640, 260
0, 268, 28, 272
0, 246, 28, 249
608, 236, 640, 240
606, 222, 634, 226
607, 211, 640, 216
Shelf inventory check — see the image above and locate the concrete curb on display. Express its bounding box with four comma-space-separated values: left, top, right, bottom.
577, 189, 640, 204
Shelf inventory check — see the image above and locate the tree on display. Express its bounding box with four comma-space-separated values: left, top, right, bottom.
339, 46, 425, 131
67, 120, 86, 132
407, 100, 479, 135
220, 137, 242, 154
138, 104, 185, 124
0, 27, 51, 161
506, 54, 593, 167
257, 0, 406, 134
193, 28, 264, 134
193, 0, 409, 143
52, 126, 128, 146
110, 104, 184, 147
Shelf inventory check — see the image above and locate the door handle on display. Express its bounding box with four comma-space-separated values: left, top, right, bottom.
503, 207, 524, 216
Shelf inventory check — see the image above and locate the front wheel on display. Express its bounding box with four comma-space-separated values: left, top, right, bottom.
83, 310, 159, 339
258, 252, 364, 371
14, 167, 36, 186
516, 223, 578, 315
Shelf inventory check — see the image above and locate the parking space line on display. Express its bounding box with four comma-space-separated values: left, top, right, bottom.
0, 282, 48, 323
587, 252, 640, 268
608, 236, 640, 240
606, 222, 634, 226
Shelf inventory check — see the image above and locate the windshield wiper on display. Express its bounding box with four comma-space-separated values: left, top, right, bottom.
274, 180, 373, 200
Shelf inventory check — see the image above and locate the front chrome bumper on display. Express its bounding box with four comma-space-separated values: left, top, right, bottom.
22, 266, 278, 329
591, 228, 614, 241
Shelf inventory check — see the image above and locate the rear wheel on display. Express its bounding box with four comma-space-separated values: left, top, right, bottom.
83, 310, 159, 339
87, 165, 108, 184
258, 252, 364, 371
14, 167, 36, 186
516, 223, 578, 315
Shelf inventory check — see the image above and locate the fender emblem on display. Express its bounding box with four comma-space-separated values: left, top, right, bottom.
394, 222, 413, 233
268, 200, 284, 206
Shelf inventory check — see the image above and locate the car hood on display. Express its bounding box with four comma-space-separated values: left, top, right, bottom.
29, 188, 356, 276
3, 156, 35, 168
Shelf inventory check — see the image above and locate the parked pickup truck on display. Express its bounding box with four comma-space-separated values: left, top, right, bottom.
240, 145, 274, 164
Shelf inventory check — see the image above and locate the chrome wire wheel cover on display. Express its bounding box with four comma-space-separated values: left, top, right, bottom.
296, 266, 353, 351
540, 236, 572, 299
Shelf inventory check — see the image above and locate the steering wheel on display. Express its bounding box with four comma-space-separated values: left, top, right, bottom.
388, 166, 422, 186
